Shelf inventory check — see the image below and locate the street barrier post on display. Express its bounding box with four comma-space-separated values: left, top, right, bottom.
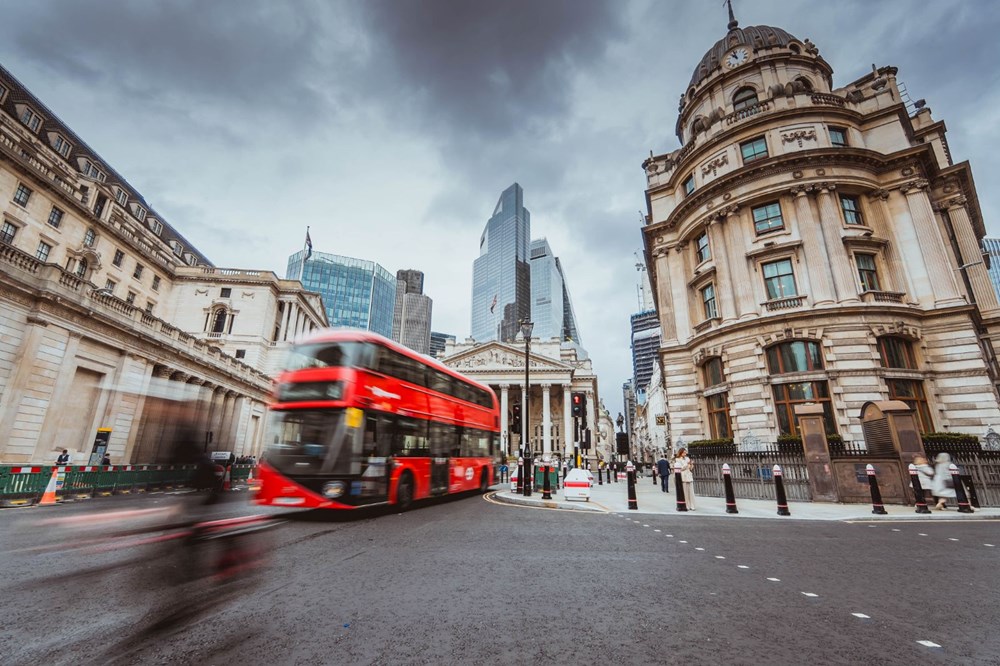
517, 456, 524, 494
626, 460, 638, 510
907, 463, 931, 514
674, 461, 687, 512
542, 461, 552, 500
773, 465, 791, 516
722, 463, 738, 514
524, 452, 532, 497
597, 465, 603, 486
865, 464, 888, 515
950, 463, 974, 513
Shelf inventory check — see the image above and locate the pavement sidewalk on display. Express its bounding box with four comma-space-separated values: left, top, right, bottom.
492, 474, 1000, 521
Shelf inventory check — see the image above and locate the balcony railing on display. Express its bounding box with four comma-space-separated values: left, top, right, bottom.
810, 93, 847, 107
861, 290, 906, 304
763, 295, 806, 311
725, 100, 771, 126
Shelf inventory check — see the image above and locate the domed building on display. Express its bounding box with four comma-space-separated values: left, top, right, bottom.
641, 12, 1000, 447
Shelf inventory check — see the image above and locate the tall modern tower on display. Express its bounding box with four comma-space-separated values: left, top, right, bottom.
287, 249, 396, 338
471, 183, 531, 342
530, 238, 584, 351
983, 237, 1000, 302
392, 269, 432, 355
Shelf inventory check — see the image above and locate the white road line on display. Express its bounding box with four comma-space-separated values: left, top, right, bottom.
917, 640, 941, 648
695, 547, 705, 551
679, 540, 688, 544
852, 613, 870, 619
891, 529, 901, 532
737, 565, 749, 569
642, 524, 649, 527
666, 534, 674, 537
802, 592, 819, 598
767, 577, 780, 582
918, 533, 928, 536
654, 529, 662, 533
985, 543, 995, 547
868, 525, 877, 528
715, 556, 726, 559
948, 538, 959, 541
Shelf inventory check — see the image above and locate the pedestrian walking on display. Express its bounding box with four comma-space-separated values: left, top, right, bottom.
931, 452, 957, 510
676, 447, 695, 510
56, 449, 70, 465
656, 454, 671, 492
912, 454, 934, 497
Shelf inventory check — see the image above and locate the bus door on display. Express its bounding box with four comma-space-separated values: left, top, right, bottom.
429, 423, 450, 495
362, 414, 392, 501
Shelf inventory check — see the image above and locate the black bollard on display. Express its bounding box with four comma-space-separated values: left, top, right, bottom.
773, 465, 791, 516
866, 464, 888, 515
523, 453, 532, 497
517, 456, 524, 494
722, 463, 739, 514
907, 464, 931, 514
674, 462, 687, 512
962, 473, 981, 509
542, 463, 552, 500
598, 466, 603, 486
950, 463, 974, 513
652, 468, 658, 486
613, 464, 618, 483
626, 461, 638, 510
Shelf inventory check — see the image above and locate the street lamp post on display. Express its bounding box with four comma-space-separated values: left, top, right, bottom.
520, 319, 534, 497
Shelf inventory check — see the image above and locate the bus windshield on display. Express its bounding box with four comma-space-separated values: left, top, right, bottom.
285, 341, 374, 371
265, 409, 360, 475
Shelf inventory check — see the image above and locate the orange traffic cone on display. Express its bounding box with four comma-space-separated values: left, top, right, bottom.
39, 467, 60, 506
223, 465, 232, 491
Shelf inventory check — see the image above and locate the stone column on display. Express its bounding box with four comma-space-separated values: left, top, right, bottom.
563, 386, 573, 458
866, 189, 911, 296
815, 185, 860, 303
500, 384, 509, 455
902, 180, 963, 306
792, 186, 835, 305
707, 215, 736, 322
652, 248, 677, 341
542, 384, 552, 454
887, 188, 934, 306
723, 205, 757, 319
669, 243, 692, 340
939, 195, 999, 313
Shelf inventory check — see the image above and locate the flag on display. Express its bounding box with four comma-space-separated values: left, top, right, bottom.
304, 228, 313, 260
490, 293, 497, 314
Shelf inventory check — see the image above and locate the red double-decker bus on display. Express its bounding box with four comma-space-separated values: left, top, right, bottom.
255, 330, 499, 510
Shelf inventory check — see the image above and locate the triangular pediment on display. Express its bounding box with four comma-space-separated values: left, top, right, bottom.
442, 341, 572, 372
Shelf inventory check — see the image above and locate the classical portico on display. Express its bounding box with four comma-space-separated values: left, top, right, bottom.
441, 338, 599, 461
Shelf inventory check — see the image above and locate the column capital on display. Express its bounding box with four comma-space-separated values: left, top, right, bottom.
499, 383, 510, 390
899, 178, 929, 194
866, 188, 891, 202
816, 182, 837, 194
789, 184, 814, 198
541, 383, 551, 390
931, 195, 967, 212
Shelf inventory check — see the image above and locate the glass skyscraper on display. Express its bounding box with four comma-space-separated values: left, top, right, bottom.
471, 183, 531, 342
392, 269, 432, 355
287, 249, 395, 338
983, 237, 1000, 302
530, 238, 584, 351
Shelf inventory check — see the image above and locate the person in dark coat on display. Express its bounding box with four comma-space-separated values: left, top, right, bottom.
656, 455, 671, 492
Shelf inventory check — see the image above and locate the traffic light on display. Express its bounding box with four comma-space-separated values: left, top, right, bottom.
511, 404, 522, 432
616, 432, 629, 455
571, 392, 583, 418
581, 428, 592, 451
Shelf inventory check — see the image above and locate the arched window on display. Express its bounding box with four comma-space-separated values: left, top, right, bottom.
75, 258, 88, 278
732, 87, 758, 112
211, 308, 227, 334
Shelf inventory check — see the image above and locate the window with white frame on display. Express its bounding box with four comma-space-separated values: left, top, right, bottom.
133, 263, 144, 279
75, 258, 88, 278
752, 202, 784, 234
2, 221, 18, 244
856, 254, 881, 292
48, 206, 64, 228
52, 134, 72, 158
701, 283, 718, 319
134, 206, 146, 222
762, 258, 797, 300
840, 195, 864, 225
105, 279, 117, 293
740, 136, 769, 163
20, 107, 42, 132
36, 241, 51, 262
148, 219, 163, 235
684, 174, 695, 196
125, 292, 136, 305
112, 249, 124, 267
81, 160, 106, 181
829, 126, 848, 147
151, 275, 161, 291
13, 183, 32, 207
83, 228, 96, 247
696, 232, 710, 263
115, 189, 128, 206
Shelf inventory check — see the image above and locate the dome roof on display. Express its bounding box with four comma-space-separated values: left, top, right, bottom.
688, 24, 801, 89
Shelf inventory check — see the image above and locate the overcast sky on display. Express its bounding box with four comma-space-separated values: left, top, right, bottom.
2, 0, 997, 420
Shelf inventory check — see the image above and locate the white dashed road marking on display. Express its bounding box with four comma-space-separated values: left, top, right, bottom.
695, 547, 705, 551
715, 556, 726, 559
917, 640, 942, 648
737, 565, 749, 569
918, 533, 928, 536
891, 529, 900, 532
985, 544, 995, 547
642, 524, 649, 527
801, 592, 819, 598
654, 529, 661, 533
852, 613, 870, 619
767, 578, 781, 582
679, 540, 688, 544
948, 538, 959, 542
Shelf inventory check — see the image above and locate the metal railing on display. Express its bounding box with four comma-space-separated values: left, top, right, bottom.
689, 451, 812, 501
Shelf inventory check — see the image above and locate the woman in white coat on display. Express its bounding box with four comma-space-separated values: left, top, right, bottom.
931, 452, 957, 510
675, 448, 695, 510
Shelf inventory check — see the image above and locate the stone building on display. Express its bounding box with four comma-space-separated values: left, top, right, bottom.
440, 337, 598, 462
641, 15, 1000, 446
0, 64, 319, 464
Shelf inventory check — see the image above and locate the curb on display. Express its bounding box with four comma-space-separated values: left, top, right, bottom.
490, 492, 605, 513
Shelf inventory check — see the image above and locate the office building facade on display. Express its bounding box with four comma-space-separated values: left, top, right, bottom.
391, 269, 432, 355
429, 331, 456, 358
529, 238, 584, 350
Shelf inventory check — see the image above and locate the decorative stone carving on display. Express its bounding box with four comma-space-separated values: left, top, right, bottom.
867, 188, 891, 201
195, 288, 209, 295
242, 291, 255, 299
845, 90, 865, 104
899, 178, 929, 193
701, 153, 729, 178
815, 168, 826, 177
792, 170, 803, 179
803, 39, 819, 56
781, 128, 817, 147
901, 167, 914, 177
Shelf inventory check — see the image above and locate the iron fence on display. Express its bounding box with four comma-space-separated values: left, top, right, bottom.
690, 451, 812, 502
952, 453, 1000, 507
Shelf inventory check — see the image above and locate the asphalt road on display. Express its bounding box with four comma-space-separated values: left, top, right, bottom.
0, 489, 997, 665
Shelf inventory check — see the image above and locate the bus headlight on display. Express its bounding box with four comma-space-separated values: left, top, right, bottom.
322, 481, 346, 498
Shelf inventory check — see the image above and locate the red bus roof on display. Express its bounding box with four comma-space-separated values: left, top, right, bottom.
294, 328, 497, 403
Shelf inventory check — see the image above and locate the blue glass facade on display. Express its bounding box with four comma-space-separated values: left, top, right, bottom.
529, 238, 584, 352
984, 237, 1000, 302
287, 249, 395, 338
471, 183, 531, 342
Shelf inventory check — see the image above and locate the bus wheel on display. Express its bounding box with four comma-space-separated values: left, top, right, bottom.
479, 468, 489, 494
396, 473, 414, 511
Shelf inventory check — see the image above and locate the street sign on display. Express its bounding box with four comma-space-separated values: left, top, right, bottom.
655, 414, 666, 426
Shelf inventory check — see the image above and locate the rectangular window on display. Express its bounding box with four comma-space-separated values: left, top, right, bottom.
105, 279, 117, 293
83, 229, 96, 247
701, 283, 718, 319
48, 206, 64, 228
707, 393, 732, 439
740, 136, 769, 163
125, 292, 136, 305
133, 263, 144, 279
703, 357, 724, 387
35, 242, 51, 261
235, 349, 247, 359
112, 249, 125, 267
149, 219, 163, 235
763, 258, 797, 300
82, 160, 106, 181
829, 126, 848, 147
856, 254, 881, 291
13, 183, 32, 206
841, 195, 863, 225
1, 221, 16, 244
696, 232, 710, 263
115, 189, 128, 206
53, 135, 72, 158
221, 287, 232, 298
20, 108, 41, 132
878, 337, 917, 369
773, 381, 835, 436
151, 275, 161, 291
752, 202, 784, 234
145, 302, 154, 314
887, 379, 932, 433
684, 174, 695, 196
